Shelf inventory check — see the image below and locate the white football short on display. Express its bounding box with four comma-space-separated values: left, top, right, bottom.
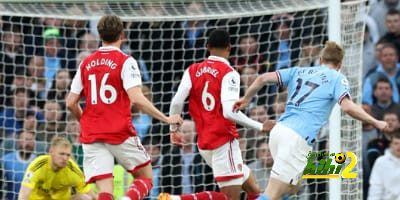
82, 136, 151, 183
199, 139, 247, 187
269, 123, 312, 185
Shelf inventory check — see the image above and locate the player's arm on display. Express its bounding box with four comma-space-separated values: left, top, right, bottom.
18, 185, 32, 200
340, 97, 387, 131
242, 72, 279, 103
222, 71, 274, 132
168, 69, 192, 146
123, 57, 182, 125
169, 69, 191, 131
66, 67, 83, 120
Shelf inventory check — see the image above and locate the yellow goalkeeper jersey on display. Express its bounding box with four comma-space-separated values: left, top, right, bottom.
21, 155, 91, 200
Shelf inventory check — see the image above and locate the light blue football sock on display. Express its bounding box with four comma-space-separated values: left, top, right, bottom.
256, 194, 270, 200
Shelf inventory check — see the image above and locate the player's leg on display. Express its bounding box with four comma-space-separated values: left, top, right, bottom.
259, 124, 312, 200
110, 136, 153, 200
242, 169, 262, 200
70, 194, 92, 200
209, 139, 257, 200
82, 142, 115, 200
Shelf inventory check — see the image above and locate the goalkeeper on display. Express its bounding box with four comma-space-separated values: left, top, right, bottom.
18, 136, 97, 200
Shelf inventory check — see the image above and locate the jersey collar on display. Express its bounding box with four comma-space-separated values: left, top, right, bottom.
99, 46, 122, 52
208, 56, 230, 66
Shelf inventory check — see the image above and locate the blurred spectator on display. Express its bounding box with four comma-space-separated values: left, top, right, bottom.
76, 51, 91, 67
297, 38, 322, 67
364, 26, 378, 79
65, 114, 83, 169
142, 136, 162, 199
369, 0, 400, 37
128, 2, 183, 109
46, 68, 71, 103
178, 120, 197, 194
368, 131, 400, 200
371, 77, 400, 120
245, 105, 269, 163
380, 9, 400, 56
1, 131, 37, 200
266, 13, 301, 70
0, 87, 43, 136
362, 104, 379, 198
248, 139, 273, 190
230, 35, 271, 73
239, 65, 268, 108
36, 100, 65, 142
132, 85, 153, 140
362, 43, 400, 105
42, 27, 67, 93
0, 24, 26, 93
365, 39, 387, 79
365, 14, 380, 44
367, 112, 400, 169
78, 33, 99, 53
27, 56, 47, 101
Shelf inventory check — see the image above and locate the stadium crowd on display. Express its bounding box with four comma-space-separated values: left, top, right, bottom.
0, 1, 400, 200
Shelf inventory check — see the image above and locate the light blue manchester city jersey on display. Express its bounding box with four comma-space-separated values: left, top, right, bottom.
277, 66, 350, 144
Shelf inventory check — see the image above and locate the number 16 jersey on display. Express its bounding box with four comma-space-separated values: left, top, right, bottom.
187, 56, 240, 150
70, 46, 142, 144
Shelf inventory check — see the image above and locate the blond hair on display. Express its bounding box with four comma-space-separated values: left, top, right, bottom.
50, 135, 72, 149
320, 41, 344, 67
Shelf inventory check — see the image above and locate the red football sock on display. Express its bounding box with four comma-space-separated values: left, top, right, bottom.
247, 192, 262, 200
125, 178, 153, 200
98, 192, 114, 200
180, 191, 229, 200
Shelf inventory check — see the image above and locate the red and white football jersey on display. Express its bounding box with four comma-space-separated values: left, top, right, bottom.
70, 46, 142, 144
188, 56, 239, 149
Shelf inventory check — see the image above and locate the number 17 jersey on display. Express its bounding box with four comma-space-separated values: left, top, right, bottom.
276, 66, 350, 141
70, 46, 142, 144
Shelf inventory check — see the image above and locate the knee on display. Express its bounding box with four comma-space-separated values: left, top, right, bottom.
288, 186, 300, 195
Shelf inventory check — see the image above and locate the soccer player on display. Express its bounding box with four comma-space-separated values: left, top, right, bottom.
18, 136, 97, 200
160, 29, 275, 200
233, 41, 390, 200
66, 15, 183, 200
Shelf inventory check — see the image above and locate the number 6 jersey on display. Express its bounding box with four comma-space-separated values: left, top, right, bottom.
70, 46, 141, 144
178, 56, 240, 150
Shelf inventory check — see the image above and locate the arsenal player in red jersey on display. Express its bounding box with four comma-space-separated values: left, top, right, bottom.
160, 29, 275, 200
66, 15, 183, 200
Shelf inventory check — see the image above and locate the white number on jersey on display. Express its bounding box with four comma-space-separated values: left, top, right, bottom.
202, 81, 215, 111
88, 73, 117, 105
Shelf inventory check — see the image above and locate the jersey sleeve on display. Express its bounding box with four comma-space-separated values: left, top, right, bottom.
333, 74, 351, 104
70, 66, 83, 94
169, 69, 192, 131
21, 157, 43, 189
220, 71, 240, 102
68, 160, 91, 194
276, 67, 298, 86
121, 57, 142, 90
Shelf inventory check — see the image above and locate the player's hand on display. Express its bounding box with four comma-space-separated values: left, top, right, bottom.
375, 120, 389, 133
262, 120, 276, 133
170, 131, 184, 148
233, 97, 249, 112
167, 114, 183, 126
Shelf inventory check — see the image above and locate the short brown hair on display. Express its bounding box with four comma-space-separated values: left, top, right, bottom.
320, 41, 345, 67
97, 15, 124, 43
